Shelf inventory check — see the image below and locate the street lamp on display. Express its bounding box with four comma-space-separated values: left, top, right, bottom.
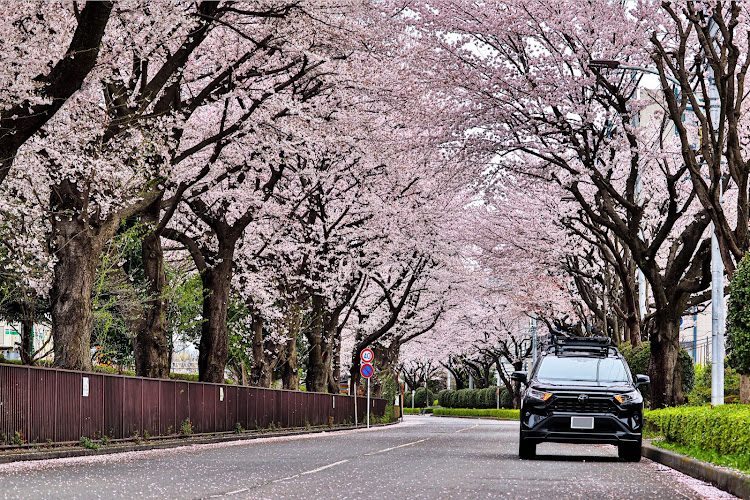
589, 59, 682, 87
590, 58, 725, 405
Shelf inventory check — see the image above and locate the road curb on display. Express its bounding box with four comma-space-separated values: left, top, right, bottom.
0, 422, 397, 465
642, 443, 750, 499
430, 414, 518, 421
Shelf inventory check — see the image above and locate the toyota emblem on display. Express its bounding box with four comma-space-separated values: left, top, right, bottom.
578, 394, 589, 403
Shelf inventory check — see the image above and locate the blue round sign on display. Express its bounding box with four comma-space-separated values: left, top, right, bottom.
361, 363, 374, 378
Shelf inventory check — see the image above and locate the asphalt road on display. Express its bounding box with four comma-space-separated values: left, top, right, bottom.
0, 415, 737, 500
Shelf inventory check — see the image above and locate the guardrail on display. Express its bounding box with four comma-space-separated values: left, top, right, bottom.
0, 363, 385, 444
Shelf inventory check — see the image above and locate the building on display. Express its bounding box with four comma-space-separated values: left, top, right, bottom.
0, 322, 52, 362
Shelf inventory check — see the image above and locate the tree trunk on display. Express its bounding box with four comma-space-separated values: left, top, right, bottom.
250, 312, 273, 387
324, 308, 341, 394
19, 315, 34, 366
198, 261, 232, 383
50, 192, 99, 371
740, 374, 750, 405
349, 356, 361, 396
511, 361, 523, 409
331, 330, 342, 393
648, 312, 684, 408
305, 295, 328, 392
281, 332, 299, 390
135, 198, 170, 378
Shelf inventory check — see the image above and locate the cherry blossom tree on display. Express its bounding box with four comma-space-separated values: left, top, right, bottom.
400, 0, 715, 407
0, 2, 113, 186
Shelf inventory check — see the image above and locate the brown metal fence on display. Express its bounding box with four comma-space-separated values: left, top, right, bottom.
0, 364, 386, 444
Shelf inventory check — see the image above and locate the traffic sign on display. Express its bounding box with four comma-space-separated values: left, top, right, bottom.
360, 363, 374, 378
360, 348, 374, 364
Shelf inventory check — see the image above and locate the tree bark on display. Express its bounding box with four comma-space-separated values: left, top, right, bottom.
327, 329, 341, 394
198, 261, 232, 383
135, 198, 170, 378
19, 315, 34, 366
648, 311, 684, 408
250, 312, 274, 387
740, 374, 750, 405
50, 206, 99, 372
305, 294, 328, 393
281, 332, 299, 390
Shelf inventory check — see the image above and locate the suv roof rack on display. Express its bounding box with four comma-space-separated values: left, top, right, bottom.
549, 336, 617, 356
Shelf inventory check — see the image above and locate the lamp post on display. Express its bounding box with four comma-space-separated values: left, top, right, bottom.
590, 58, 725, 405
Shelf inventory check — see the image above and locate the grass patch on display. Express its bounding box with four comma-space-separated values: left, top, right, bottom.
432, 408, 519, 419
402, 407, 432, 414
652, 438, 750, 475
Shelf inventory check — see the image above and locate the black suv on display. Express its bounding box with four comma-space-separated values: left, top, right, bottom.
511, 337, 649, 462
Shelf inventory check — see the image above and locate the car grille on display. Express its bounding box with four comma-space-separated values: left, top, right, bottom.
549, 397, 617, 414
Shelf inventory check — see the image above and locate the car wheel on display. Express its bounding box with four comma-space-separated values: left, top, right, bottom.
519, 433, 536, 460
618, 440, 642, 462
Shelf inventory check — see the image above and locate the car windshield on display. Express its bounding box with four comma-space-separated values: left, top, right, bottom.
536, 356, 630, 383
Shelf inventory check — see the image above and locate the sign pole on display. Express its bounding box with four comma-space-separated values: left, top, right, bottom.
367, 376, 371, 429
354, 381, 358, 426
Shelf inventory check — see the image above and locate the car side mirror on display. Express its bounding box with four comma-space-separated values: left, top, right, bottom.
635, 374, 650, 388
511, 371, 528, 384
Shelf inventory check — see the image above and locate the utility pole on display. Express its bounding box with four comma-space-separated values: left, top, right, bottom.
711, 190, 725, 405
707, 18, 724, 406
531, 317, 538, 366
693, 309, 698, 362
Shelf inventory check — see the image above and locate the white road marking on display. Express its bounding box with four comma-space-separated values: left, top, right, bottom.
299, 459, 350, 475
223, 488, 250, 496
271, 459, 349, 483
454, 424, 479, 433
364, 438, 429, 456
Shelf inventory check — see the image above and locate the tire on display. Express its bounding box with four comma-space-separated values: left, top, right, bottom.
519, 432, 536, 460
618, 440, 642, 462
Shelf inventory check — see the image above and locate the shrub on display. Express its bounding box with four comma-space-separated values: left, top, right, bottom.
686, 363, 741, 405
437, 389, 454, 407
453, 388, 470, 408
645, 405, 750, 458
80, 437, 100, 450
180, 418, 193, 437
434, 387, 513, 409
404, 387, 436, 408
500, 387, 513, 408
728, 252, 750, 377
433, 408, 519, 419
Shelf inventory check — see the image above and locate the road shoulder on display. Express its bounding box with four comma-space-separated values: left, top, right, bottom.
0, 422, 398, 465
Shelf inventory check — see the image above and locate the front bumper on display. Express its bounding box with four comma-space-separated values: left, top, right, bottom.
520, 397, 643, 445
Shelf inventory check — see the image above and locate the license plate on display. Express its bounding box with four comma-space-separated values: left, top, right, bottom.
571, 416, 594, 429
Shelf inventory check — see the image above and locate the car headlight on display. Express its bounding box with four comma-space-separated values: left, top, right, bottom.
527, 388, 552, 402
614, 390, 642, 404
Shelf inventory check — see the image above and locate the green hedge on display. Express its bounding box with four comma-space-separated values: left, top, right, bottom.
402, 407, 433, 414
403, 387, 436, 408
433, 408, 519, 419
645, 405, 750, 458
436, 387, 512, 409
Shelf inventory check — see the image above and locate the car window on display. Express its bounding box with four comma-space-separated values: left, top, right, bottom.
536, 356, 630, 383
